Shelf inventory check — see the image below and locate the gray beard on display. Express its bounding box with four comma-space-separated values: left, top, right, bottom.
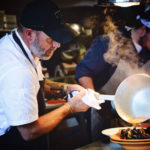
30, 37, 52, 60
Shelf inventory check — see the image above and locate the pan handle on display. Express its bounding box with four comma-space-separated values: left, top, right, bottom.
98, 94, 115, 102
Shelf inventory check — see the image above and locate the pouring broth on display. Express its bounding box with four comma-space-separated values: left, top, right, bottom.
128, 118, 149, 125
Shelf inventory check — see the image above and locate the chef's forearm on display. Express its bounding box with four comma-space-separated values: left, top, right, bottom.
44, 79, 68, 95
17, 103, 71, 141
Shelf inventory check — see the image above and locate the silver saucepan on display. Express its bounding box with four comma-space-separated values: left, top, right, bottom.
99, 74, 150, 124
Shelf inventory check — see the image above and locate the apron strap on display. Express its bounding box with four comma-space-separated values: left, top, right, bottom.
12, 31, 34, 66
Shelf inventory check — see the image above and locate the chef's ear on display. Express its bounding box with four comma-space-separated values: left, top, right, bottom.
25, 29, 36, 43
141, 25, 146, 36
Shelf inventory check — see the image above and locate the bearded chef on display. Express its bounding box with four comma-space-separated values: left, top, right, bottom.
0, 1, 90, 150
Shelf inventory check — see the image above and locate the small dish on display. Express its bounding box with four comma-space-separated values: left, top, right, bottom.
102, 127, 132, 136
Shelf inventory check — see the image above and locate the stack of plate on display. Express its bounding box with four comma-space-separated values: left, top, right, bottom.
102, 127, 150, 150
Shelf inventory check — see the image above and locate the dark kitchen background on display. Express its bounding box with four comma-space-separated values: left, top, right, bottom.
0, 0, 145, 82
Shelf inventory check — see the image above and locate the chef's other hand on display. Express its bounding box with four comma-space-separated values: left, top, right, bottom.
68, 90, 90, 113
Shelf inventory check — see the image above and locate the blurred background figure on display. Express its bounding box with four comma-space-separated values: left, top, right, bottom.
75, 6, 150, 141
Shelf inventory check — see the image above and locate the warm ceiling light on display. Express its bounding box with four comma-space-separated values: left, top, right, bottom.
98, 0, 141, 7
114, 2, 140, 7
69, 23, 81, 35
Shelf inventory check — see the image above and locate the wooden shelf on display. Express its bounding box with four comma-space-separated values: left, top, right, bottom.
0, 29, 11, 32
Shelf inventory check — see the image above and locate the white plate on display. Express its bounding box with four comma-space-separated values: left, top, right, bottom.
102, 127, 133, 136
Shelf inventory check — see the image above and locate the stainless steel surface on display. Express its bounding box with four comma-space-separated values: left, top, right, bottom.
99, 74, 150, 124
115, 74, 150, 124
98, 94, 115, 101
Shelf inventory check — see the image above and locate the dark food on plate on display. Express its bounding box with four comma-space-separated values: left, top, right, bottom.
120, 127, 150, 139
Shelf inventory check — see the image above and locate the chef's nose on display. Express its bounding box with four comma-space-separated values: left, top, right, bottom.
53, 41, 61, 48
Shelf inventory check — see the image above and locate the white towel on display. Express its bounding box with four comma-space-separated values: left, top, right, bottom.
66, 89, 105, 110
82, 89, 105, 110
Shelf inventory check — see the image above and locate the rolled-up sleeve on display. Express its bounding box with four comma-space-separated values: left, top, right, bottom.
75, 36, 109, 81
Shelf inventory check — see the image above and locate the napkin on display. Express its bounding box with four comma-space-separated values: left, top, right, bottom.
82, 89, 105, 110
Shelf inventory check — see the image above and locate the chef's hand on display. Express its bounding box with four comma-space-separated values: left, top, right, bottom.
67, 90, 90, 113
65, 84, 85, 94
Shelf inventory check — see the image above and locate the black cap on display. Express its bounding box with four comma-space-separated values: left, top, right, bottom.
20, 0, 77, 44
135, 6, 150, 29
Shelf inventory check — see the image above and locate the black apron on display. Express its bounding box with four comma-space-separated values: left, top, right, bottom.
0, 31, 49, 150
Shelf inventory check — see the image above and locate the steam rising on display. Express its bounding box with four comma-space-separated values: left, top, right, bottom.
84, 7, 150, 79
103, 15, 117, 34
103, 30, 140, 67
102, 20, 149, 77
